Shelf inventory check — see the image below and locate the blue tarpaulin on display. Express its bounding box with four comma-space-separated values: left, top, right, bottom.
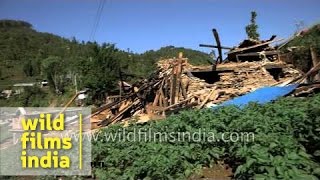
216, 84, 299, 108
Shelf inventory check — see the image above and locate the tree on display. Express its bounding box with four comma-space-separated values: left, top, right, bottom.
23, 60, 34, 76
77, 43, 120, 105
42, 56, 67, 93
245, 11, 260, 40
20, 86, 46, 107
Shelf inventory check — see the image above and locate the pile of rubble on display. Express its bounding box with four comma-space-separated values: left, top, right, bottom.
91, 54, 301, 128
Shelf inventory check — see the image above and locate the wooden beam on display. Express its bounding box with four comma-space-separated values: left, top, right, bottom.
199, 44, 232, 50
153, 91, 160, 106
99, 99, 140, 126
180, 81, 187, 99
227, 38, 284, 54
170, 67, 177, 105
310, 47, 320, 81
197, 87, 217, 109
159, 88, 167, 107
294, 83, 320, 96
175, 58, 183, 103
53, 92, 80, 120
212, 29, 223, 63
235, 50, 280, 57
297, 61, 320, 83
163, 96, 194, 111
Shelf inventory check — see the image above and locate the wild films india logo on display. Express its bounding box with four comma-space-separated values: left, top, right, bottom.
0, 107, 91, 176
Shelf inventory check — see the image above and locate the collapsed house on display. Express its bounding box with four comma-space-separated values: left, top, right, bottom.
90, 28, 320, 128
90, 53, 301, 128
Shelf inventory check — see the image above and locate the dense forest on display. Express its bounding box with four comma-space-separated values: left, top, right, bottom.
0, 20, 211, 106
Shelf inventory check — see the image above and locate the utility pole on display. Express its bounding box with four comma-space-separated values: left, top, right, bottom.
74, 74, 78, 94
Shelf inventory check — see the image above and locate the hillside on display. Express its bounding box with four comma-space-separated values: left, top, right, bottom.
0, 20, 73, 86
0, 19, 211, 106
0, 20, 211, 85
280, 24, 320, 72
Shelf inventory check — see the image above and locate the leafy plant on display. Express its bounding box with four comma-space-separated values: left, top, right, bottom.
92, 94, 320, 179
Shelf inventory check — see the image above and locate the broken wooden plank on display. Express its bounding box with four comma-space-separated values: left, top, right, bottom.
175, 58, 183, 102
159, 92, 163, 107
297, 61, 320, 83
153, 91, 160, 106
170, 69, 177, 105
53, 91, 81, 120
235, 50, 280, 62
159, 88, 168, 107
180, 81, 187, 99
235, 50, 280, 57
294, 83, 320, 96
163, 96, 194, 111
198, 87, 217, 109
109, 100, 139, 125
311, 47, 320, 81
227, 38, 284, 54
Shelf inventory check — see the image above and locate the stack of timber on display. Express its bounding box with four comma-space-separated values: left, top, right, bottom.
91, 54, 301, 128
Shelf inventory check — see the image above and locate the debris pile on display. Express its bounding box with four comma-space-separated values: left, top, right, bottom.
227, 36, 282, 62
91, 54, 301, 128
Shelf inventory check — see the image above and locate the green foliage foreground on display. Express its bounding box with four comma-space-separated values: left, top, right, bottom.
92, 94, 320, 179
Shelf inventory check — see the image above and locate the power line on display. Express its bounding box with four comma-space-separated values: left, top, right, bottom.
90, 0, 102, 40
93, 0, 106, 40
90, 0, 106, 41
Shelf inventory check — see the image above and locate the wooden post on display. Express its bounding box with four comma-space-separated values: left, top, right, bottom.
180, 81, 187, 99
310, 47, 320, 81
153, 91, 160, 106
159, 93, 163, 107
212, 29, 222, 64
119, 69, 125, 98
175, 53, 183, 103
160, 89, 167, 107
170, 66, 177, 105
